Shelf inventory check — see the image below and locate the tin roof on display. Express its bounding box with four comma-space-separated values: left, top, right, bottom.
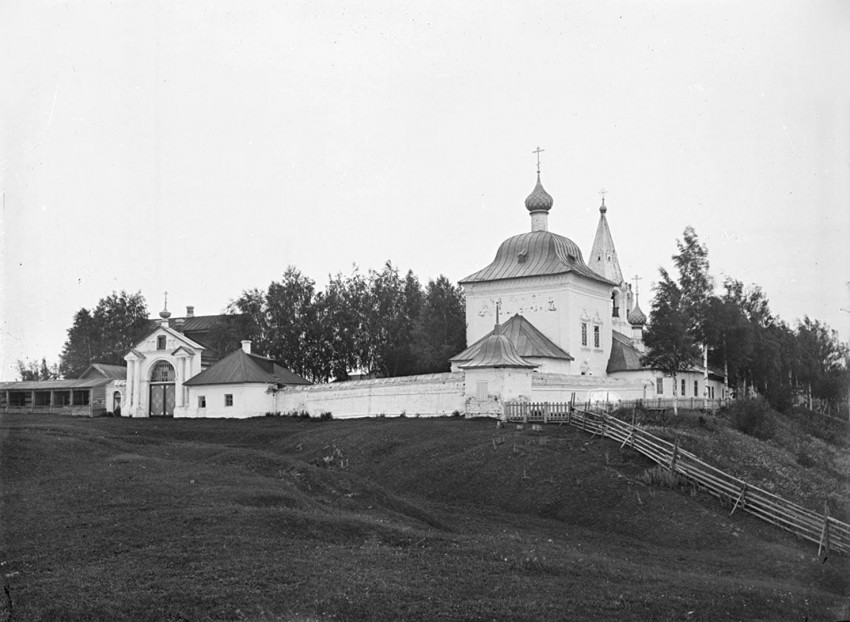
0, 378, 111, 391
452, 314, 573, 362
184, 349, 311, 386
458, 332, 537, 369
587, 200, 624, 284
606, 331, 644, 373
460, 230, 616, 285
79, 363, 127, 381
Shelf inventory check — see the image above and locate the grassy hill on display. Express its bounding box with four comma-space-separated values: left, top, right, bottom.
1, 411, 848, 621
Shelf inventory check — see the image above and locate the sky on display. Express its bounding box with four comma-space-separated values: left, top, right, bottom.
1, 0, 849, 380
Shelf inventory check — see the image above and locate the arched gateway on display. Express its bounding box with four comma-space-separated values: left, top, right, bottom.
149, 360, 176, 417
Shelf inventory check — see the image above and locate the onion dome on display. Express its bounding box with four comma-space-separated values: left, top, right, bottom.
524, 174, 554, 213
599, 196, 607, 214
159, 307, 171, 319
627, 302, 647, 326
459, 332, 537, 369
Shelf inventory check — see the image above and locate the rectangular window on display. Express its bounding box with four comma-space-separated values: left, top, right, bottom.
198, 396, 206, 408
593, 325, 600, 348
225, 394, 233, 407
55, 391, 71, 406
581, 322, 588, 347
9, 392, 28, 407
35, 392, 51, 406
680, 379, 686, 397
72, 390, 90, 406
656, 378, 663, 394
157, 335, 167, 350
694, 380, 699, 397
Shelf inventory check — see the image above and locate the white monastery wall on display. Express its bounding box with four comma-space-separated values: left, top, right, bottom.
530, 373, 648, 404
280, 372, 466, 419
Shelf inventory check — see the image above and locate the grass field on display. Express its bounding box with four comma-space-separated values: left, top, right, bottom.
1, 413, 848, 621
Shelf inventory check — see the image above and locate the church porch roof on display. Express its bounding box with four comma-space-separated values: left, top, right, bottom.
452, 314, 573, 363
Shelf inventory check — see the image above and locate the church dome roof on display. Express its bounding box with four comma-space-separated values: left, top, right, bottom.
627, 302, 647, 326
524, 174, 553, 213
460, 230, 616, 285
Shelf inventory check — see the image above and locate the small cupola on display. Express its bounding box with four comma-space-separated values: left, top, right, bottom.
525, 146, 553, 232
159, 291, 172, 327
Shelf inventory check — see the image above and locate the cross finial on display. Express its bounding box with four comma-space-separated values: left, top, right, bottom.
532, 146, 545, 175
163, 290, 168, 310
631, 275, 642, 299
495, 300, 501, 326
599, 188, 608, 205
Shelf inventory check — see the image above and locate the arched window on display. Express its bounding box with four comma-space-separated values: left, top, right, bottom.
611, 291, 620, 318
150, 360, 175, 382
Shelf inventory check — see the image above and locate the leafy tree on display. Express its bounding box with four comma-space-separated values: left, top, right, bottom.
672, 227, 714, 397
414, 275, 466, 373
228, 288, 269, 354
59, 291, 149, 378
795, 316, 848, 409
16, 358, 59, 381
641, 269, 700, 414
264, 267, 319, 381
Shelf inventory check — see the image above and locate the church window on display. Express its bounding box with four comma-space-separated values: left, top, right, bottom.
593, 325, 600, 348
681, 379, 686, 396
581, 323, 588, 347
656, 378, 663, 394
225, 394, 233, 407
694, 380, 699, 397
157, 335, 166, 350
198, 396, 206, 408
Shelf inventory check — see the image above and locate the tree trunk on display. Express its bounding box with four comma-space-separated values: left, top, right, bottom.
703, 343, 709, 409
672, 374, 679, 416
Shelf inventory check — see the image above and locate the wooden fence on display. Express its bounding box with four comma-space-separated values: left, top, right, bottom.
503, 401, 849, 557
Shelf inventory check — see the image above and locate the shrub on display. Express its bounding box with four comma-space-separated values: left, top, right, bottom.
451, 410, 462, 418
318, 411, 333, 421
722, 397, 776, 440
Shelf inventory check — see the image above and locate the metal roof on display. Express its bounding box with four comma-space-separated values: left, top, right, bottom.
184, 349, 311, 386
587, 202, 625, 284
79, 363, 127, 381
458, 333, 537, 369
452, 314, 573, 362
627, 302, 647, 326
0, 378, 111, 391
606, 331, 645, 373
460, 230, 616, 285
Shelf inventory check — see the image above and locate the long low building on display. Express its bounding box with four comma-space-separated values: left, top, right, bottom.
0, 364, 126, 417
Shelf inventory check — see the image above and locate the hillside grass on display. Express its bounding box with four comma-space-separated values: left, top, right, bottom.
1, 413, 848, 621
630, 399, 850, 522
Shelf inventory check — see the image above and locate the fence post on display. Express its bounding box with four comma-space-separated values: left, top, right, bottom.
543, 403, 549, 424
669, 437, 679, 471
730, 484, 747, 516
522, 402, 528, 424
818, 502, 831, 559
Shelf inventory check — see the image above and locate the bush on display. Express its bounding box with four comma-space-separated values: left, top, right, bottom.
318, 411, 333, 421
722, 397, 777, 439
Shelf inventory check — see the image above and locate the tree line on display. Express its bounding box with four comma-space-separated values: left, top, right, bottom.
642, 227, 849, 413
33, 262, 466, 383
229, 262, 466, 382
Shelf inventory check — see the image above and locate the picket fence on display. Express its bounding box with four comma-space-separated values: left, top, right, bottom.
503, 401, 849, 557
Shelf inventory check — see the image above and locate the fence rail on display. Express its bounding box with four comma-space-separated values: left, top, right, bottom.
503, 401, 849, 556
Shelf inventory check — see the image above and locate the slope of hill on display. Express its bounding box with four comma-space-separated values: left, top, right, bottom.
1, 413, 847, 621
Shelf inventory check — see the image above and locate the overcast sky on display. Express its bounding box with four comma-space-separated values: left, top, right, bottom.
2, 0, 849, 380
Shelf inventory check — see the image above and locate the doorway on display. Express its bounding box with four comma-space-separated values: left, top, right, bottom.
149, 360, 176, 417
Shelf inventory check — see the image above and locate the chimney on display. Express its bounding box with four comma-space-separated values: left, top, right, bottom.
174, 318, 185, 333
241, 340, 252, 354
186, 306, 195, 318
